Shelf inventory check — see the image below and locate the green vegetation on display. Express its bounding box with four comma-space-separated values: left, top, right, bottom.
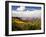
12, 17, 41, 31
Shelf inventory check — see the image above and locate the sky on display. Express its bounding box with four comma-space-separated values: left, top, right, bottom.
12, 6, 41, 11
12, 6, 41, 18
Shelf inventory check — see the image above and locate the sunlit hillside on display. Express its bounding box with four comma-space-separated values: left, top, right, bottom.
12, 17, 41, 31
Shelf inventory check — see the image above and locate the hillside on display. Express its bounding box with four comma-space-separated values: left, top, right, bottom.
12, 17, 41, 31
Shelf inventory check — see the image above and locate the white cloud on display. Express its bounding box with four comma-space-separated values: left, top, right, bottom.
12, 10, 41, 18
17, 6, 25, 11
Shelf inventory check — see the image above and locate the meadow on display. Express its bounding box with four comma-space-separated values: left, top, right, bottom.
12, 17, 41, 31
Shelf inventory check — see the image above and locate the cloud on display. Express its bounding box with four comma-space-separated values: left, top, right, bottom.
17, 6, 25, 11
12, 10, 41, 18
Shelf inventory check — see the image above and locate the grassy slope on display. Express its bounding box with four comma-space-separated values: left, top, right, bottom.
12, 17, 41, 31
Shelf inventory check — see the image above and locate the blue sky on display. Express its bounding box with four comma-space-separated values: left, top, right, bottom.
12, 6, 41, 11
